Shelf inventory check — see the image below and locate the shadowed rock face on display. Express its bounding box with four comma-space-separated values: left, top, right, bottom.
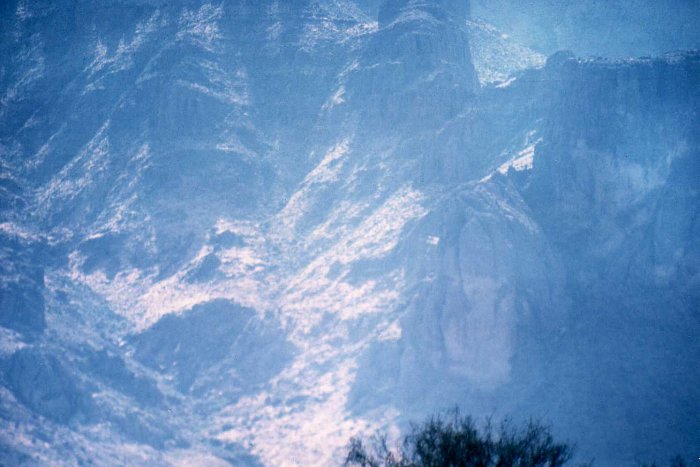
4, 349, 88, 423
345, 49, 698, 464
361, 0, 476, 123
526, 53, 700, 286
131, 300, 293, 395
0, 0, 698, 465
387, 53, 700, 463
0, 233, 47, 340
81, 348, 163, 407
0, 268, 45, 340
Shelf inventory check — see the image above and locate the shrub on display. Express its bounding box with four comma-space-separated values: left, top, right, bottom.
344, 408, 574, 467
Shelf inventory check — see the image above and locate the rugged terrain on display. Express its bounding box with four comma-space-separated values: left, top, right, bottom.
1, 1, 698, 465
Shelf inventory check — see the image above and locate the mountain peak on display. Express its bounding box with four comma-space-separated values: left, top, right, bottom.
378, 0, 470, 26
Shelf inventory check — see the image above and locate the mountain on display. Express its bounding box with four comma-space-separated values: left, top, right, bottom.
1, 0, 698, 465
471, 0, 700, 58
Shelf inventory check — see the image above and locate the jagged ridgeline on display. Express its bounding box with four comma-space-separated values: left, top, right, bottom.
0, 0, 698, 465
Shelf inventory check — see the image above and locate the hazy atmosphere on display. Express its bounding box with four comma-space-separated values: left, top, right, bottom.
1, 0, 699, 465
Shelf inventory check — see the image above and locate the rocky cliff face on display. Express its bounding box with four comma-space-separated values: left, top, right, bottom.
364, 51, 700, 462
1, 0, 698, 465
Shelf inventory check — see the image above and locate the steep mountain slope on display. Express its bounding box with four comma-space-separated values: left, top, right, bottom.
1, 1, 698, 465
359, 51, 700, 463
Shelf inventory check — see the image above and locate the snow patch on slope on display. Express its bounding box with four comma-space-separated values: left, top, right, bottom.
177, 3, 223, 52
84, 11, 164, 92
0, 35, 45, 118
0, 327, 27, 356
36, 121, 110, 213
497, 137, 541, 175
59, 128, 427, 465
282, 185, 426, 333
276, 140, 351, 237
467, 19, 545, 86
68, 218, 273, 331
216, 357, 398, 467
300, 1, 378, 51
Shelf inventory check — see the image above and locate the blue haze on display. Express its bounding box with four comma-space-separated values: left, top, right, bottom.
0, 0, 698, 465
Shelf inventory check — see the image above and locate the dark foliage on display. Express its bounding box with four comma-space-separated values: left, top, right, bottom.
344, 409, 574, 467
639, 455, 689, 467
